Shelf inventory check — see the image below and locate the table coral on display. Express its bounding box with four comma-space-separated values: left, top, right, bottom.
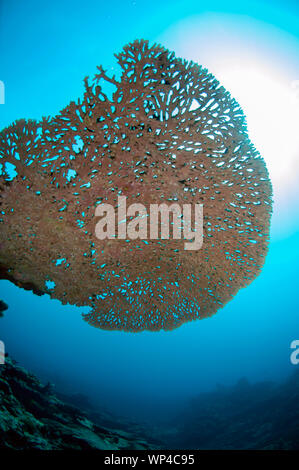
0, 40, 272, 331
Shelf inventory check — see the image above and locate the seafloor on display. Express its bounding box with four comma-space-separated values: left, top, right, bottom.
0, 354, 298, 450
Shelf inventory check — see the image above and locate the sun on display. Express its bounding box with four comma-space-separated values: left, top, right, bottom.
157, 13, 299, 203
216, 63, 299, 197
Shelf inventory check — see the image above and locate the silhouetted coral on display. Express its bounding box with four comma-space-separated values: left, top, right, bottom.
0, 299, 8, 317
0, 40, 272, 331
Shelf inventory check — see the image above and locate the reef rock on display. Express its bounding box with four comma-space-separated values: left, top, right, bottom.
0, 356, 158, 450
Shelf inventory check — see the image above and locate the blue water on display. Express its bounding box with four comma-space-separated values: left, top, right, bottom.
0, 0, 298, 423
